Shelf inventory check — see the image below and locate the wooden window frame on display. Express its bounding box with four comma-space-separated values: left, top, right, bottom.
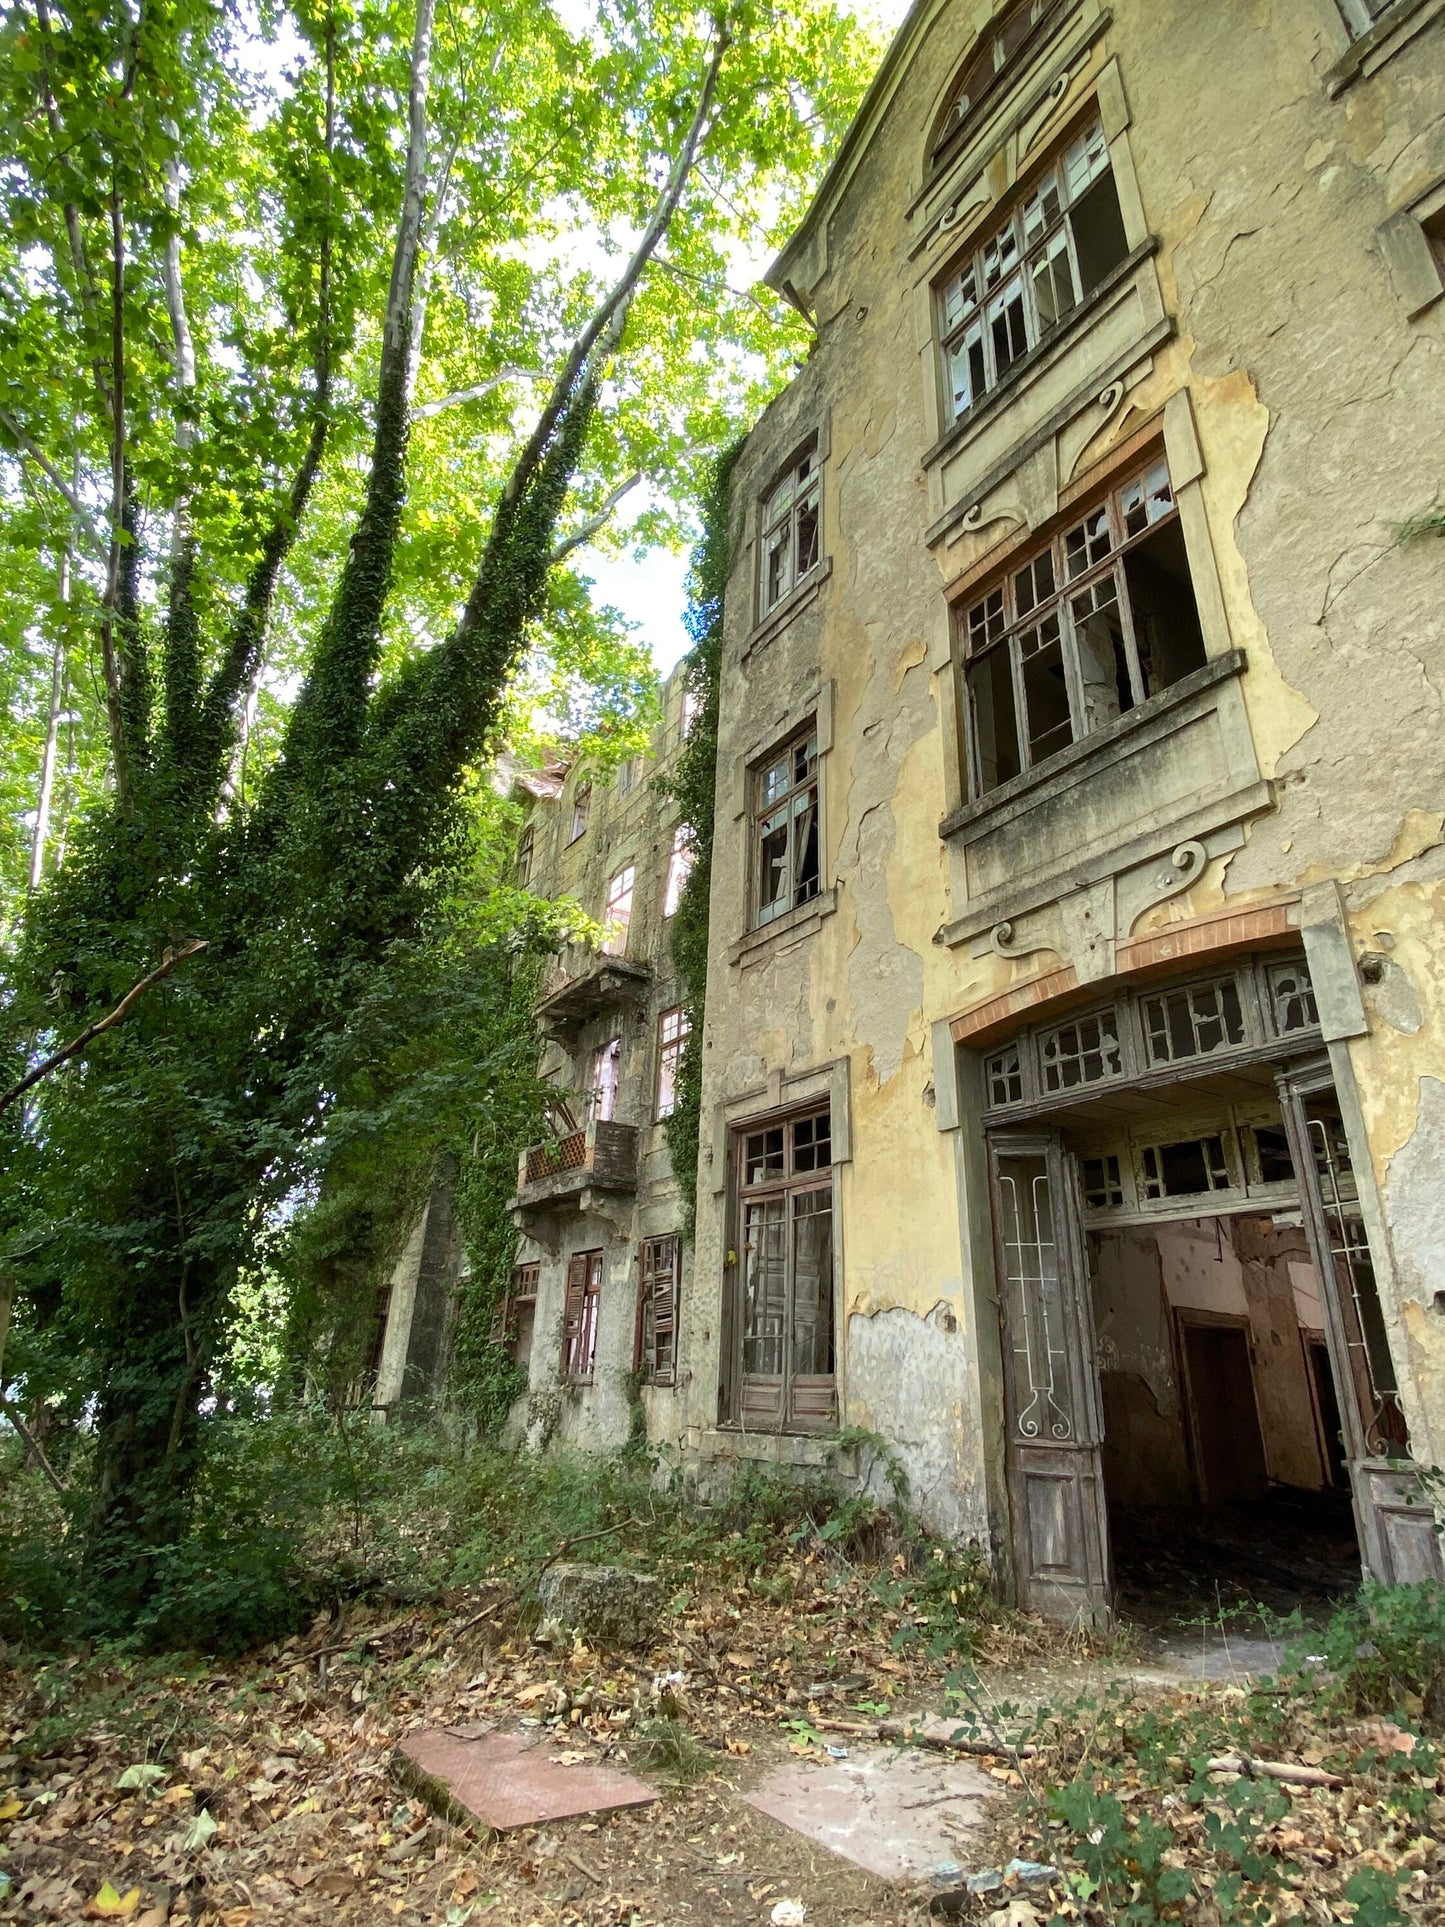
636, 1235, 681, 1387
759, 449, 821, 619
936, 118, 1126, 426
490, 1261, 539, 1356
751, 724, 821, 929
588, 1036, 621, 1123
562, 1249, 603, 1384
655, 1005, 690, 1120
930, 0, 1068, 171
516, 822, 535, 888
956, 453, 1206, 799
733, 1104, 837, 1432
567, 780, 592, 844
663, 826, 693, 918
602, 865, 634, 957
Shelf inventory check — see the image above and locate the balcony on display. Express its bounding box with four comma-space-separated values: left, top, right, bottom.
534, 950, 652, 1045
509, 1118, 640, 1243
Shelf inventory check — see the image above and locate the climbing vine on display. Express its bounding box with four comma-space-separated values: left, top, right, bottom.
662, 445, 740, 1236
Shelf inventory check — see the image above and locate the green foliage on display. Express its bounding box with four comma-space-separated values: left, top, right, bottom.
1302, 1579, 1445, 1724
661, 443, 740, 1233
0, 0, 887, 1623
636, 1715, 717, 1783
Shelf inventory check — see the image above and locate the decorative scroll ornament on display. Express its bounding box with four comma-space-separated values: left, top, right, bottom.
962, 500, 984, 528
1097, 379, 1125, 415
991, 918, 1056, 961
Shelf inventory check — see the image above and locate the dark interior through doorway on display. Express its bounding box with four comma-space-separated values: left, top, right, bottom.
1086, 1209, 1361, 1622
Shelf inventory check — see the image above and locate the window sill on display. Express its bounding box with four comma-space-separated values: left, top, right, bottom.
742, 558, 833, 661
922, 239, 1160, 475
728, 885, 838, 968
1327, 0, 1444, 93
940, 649, 1246, 845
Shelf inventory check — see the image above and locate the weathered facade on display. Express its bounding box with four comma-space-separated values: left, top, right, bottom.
503, 668, 697, 1449
675, 0, 1445, 1615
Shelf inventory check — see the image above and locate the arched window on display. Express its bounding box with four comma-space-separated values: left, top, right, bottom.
931, 0, 1061, 168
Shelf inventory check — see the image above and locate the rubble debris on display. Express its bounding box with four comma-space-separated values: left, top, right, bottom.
742, 1745, 991, 1882
395, 1722, 657, 1830
535, 1561, 662, 1648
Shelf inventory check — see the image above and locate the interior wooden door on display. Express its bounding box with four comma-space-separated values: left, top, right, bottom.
988, 1131, 1112, 1622
1277, 1062, 1444, 1586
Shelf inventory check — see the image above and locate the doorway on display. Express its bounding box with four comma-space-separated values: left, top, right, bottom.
1089, 1210, 1361, 1621
976, 974, 1443, 1622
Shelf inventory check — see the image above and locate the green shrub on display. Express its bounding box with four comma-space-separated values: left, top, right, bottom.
1304, 1579, 1445, 1725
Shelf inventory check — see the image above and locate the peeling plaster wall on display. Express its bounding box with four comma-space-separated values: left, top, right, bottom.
686, 0, 1445, 1541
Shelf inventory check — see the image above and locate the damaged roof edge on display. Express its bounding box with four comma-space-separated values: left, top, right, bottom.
764, 0, 944, 301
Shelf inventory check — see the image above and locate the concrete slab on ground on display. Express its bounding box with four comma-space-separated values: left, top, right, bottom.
741, 1746, 992, 1883
397, 1724, 657, 1830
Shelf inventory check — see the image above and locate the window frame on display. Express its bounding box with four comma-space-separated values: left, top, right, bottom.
758, 448, 822, 620
930, 0, 1067, 171
567, 779, 592, 844
979, 958, 1322, 1120
490, 1261, 539, 1358
515, 822, 535, 888
733, 1103, 837, 1432
589, 1035, 622, 1123
751, 724, 822, 930
655, 1004, 690, 1121
936, 118, 1123, 427
562, 1249, 602, 1384
956, 453, 1203, 800
636, 1234, 680, 1387
601, 865, 635, 957
663, 826, 693, 918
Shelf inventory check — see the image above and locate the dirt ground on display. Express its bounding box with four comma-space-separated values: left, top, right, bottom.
3, 1556, 1442, 1926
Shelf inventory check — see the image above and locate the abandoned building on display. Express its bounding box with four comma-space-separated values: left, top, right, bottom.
670, 0, 1445, 1618
384, 0, 1445, 1619
499, 666, 699, 1449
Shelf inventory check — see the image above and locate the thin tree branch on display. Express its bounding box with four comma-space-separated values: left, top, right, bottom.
161, 119, 203, 764
0, 1398, 68, 1497
189, 16, 339, 799
405, 126, 461, 405
0, 940, 208, 1117
549, 471, 642, 565
412, 367, 544, 420
278, 0, 439, 787
97, 184, 134, 807
472, 20, 732, 583
0, 413, 105, 547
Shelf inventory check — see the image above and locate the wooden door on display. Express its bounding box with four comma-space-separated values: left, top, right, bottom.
988, 1132, 1113, 1622
1277, 1063, 1444, 1586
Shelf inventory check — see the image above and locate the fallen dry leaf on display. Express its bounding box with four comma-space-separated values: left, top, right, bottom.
83, 1883, 141, 1919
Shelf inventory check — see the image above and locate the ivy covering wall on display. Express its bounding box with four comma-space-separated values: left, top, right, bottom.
662, 445, 740, 1236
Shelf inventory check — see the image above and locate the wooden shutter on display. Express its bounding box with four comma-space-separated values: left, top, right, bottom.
562, 1253, 588, 1379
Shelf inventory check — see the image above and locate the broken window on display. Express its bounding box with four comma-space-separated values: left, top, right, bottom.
490, 1262, 539, 1367
615, 755, 641, 795
515, 822, 534, 888
759, 451, 821, 618
1039, 1008, 1122, 1093
937, 118, 1129, 423
589, 1036, 621, 1123
1140, 1134, 1232, 1200
959, 457, 1207, 797
637, 1235, 680, 1386
1080, 1154, 1124, 1209
601, 866, 634, 957
736, 1106, 836, 1430
986, 1044, 1024, 1107
1142, 977, 1246, 1066
1266, 959, 1318, 1037
753, 728, 821, 928
932, 0, 1062, 165
1334, 0, 1406, 35
655, 1005, 690, 1120
663, 827, 693, 918
567, 780, 591, 844
562, 1249, 603, 1383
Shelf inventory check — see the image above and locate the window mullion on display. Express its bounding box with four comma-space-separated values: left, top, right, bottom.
1007, 632, 1031, 772
1056, 585, 1089, 747
1112, 554, 1149, 705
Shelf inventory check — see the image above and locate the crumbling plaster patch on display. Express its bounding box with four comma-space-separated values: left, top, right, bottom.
846, 1299, 983, 1542
1382, 1076, 1445, 1459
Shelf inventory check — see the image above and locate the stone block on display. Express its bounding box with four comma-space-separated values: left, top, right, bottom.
536, 1562, 661, 1648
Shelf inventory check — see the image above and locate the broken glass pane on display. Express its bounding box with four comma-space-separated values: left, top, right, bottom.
1018, 612, 1072, 764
